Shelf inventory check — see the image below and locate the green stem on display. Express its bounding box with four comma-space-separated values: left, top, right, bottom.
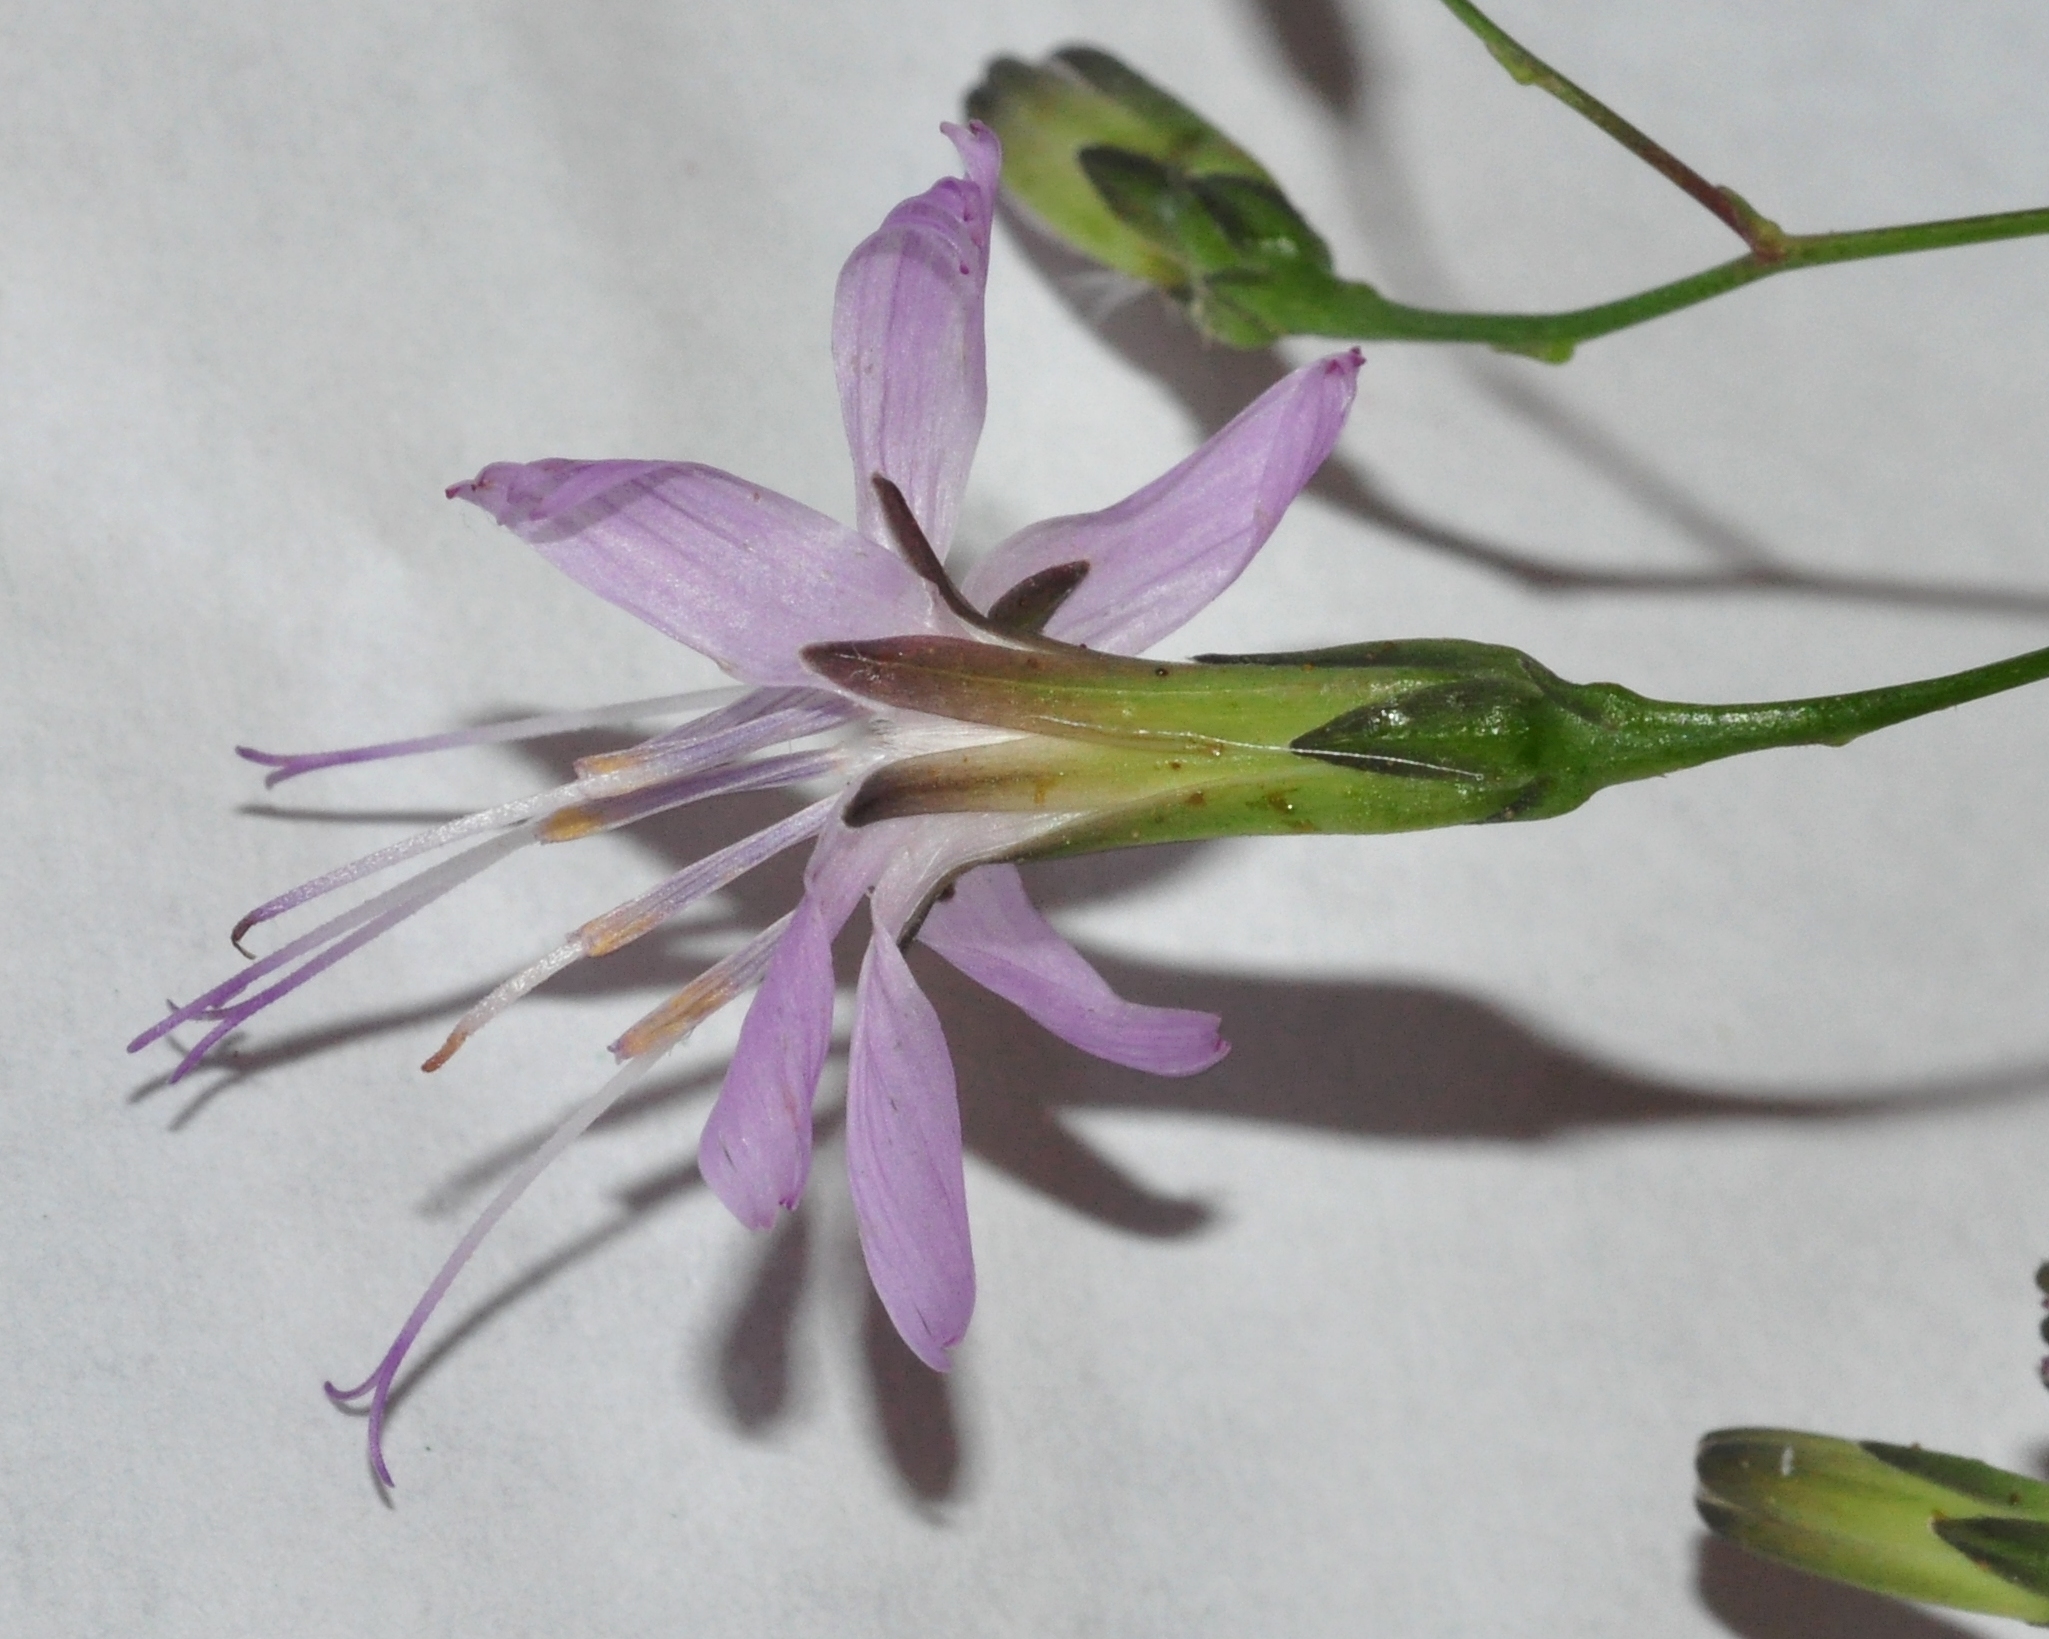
1233, 205, 2049, 360
1605, 642, 2049, 786
1221, 0, 2049, 358
1436, 0, 1786, 254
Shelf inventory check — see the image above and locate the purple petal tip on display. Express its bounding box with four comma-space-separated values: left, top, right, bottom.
941, 119, 1001, 197
447, 460, 676, 534
446, 461, 547, 526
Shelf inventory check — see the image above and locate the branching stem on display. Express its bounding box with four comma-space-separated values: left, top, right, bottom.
1222, 1, 2049, 358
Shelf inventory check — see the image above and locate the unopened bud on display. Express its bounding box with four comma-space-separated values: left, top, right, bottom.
966, 47, 1336, 347
1696, 1428, 2049, 1622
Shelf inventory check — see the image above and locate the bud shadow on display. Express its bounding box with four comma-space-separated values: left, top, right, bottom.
1695, 1536, 1981, 1639
1239, 0, 1364, 121
1242, 0, 1441, 301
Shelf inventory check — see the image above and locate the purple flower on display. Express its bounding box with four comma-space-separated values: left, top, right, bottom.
132, 121, 1360, 1482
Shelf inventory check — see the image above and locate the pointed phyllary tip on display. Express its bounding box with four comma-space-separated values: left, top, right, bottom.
965, 46, 1332, 347
1695, 1427, 2049, 1622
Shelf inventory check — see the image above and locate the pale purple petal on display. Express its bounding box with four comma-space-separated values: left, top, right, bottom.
806, 810, 931, 925
919, 864, 1228, 1075
862, 811, 1078, 939
695, 816, 903, 1226
846, 930, 973, 1371
697, 893, 835, 1226
833, 122, 1000, 557
960, 349, 1363, 653
450, 461, 942, 686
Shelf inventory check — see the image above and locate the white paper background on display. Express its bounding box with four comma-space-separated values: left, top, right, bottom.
6, 2, 2049, 1634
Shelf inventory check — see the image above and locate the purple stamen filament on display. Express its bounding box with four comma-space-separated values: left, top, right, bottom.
238, 687, 745, 787
328, 915, 789, 1484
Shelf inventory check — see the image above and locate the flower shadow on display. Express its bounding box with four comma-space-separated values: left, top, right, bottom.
140, 731, 2049, 1513
354, 908, 2048, 1513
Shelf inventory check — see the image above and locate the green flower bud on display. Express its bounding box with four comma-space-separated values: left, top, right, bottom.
1696, 1428, 2049, 1623
965, 48, 1335, 347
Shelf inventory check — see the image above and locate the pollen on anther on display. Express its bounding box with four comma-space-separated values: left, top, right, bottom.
538, 806, 608, 843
